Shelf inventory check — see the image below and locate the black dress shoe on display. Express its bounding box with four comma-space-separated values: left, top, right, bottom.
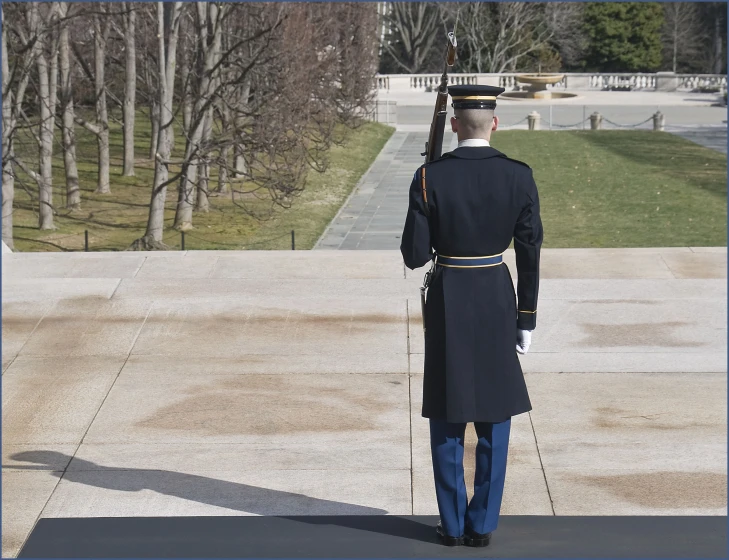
436, 521, 464, 546
464, 526, 492, 547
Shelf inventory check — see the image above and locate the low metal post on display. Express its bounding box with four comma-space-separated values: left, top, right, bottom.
653, 111, 665, 131
291, 230, 295, 250
527, 111, 541, 131
590, 112, 603, 130
181, 231, 185, 251
84, 230, 89, 252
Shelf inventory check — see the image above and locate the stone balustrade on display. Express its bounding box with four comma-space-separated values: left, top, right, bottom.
376, 72, 727, 93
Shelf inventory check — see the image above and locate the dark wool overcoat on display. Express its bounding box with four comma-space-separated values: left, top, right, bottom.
400, 146, 543, 423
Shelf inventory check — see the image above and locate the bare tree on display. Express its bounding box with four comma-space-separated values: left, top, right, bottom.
330, 3, 379, 126
543, 3, 586, 71
72, 3, 112, 194
130, 4, 161, 161
129, 1, 183, 250
440, 3, 555, 73
2, 2, 60, 238
25, 2, 59, 230
57, 2, 81, 209
173, 2, 226, 230
0, 3, 35, 247
1, 5, 14, 247
121, 2, 137, 176
662, 3, 702, 73
91, 5, 111, 193
380, 2, 441, 73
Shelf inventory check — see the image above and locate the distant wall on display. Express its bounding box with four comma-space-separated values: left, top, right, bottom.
375, 73, 728, 93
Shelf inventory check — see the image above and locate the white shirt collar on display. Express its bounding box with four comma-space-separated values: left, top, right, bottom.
458, 138, 490, 148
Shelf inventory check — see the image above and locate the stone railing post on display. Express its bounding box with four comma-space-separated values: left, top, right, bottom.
656, 72, 679, 92
527, 111, 541, 131
590, 112, 603, 130
653, 111, 665, 131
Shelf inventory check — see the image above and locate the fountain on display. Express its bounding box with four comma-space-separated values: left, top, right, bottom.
500, 65, 579, 101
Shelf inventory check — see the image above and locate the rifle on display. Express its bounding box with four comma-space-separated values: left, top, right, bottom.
422, 31, 457, 165
420, 30, 457, 333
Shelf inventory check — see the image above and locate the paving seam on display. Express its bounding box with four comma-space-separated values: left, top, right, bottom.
206, 255, 221, 279
108, 278, 123, 299
527, 411, 557, 516
1, 355, 17, 375
657, 253, 679, 279
406, 300, 415, 515
12, 299, 55, 361
132, 257, 147, 279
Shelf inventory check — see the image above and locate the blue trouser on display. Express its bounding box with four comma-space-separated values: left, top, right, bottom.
429, 418, 511, 537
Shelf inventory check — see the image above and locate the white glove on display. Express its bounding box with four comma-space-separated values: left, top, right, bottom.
516, 329, 533, 355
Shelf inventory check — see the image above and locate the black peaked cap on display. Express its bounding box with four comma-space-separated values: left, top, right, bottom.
448, 85, 505, 110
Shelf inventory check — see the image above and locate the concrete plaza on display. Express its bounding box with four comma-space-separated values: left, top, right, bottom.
2, 248, 727, 557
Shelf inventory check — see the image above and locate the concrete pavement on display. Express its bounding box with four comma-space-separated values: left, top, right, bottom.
2, 248, 727, 557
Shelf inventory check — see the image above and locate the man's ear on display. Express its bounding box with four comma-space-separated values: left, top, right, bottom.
492, 115, 499, 132
450, 116, 458, 133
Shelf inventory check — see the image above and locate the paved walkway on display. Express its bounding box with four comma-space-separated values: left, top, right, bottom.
2, 249, 727, 557
315, 131, 436, 250
667, 124, 728, 153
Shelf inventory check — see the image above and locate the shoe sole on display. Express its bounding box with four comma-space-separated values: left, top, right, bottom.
464, 536, 491, 547
436, 528, 464, 547
438, 535, 464, 547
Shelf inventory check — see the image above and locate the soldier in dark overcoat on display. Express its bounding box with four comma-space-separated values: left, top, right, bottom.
400, 84, 543, 547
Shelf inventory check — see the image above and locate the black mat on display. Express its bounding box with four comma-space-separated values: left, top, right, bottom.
18, 515, 728, 558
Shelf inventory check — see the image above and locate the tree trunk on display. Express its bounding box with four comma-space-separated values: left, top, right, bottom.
58, 3, 80, 210
217, 143, 230, 195
174, 139, 198, 230
234, 78, 251, 177
175, 2, 220, 227
196, 108, 212, 212
48, 25, 59, 131
673, 18, 678, 73
234, 145, 246, 177
1, 9, 14, 248
213, 99, 230, 195
180, 45, 192, 136
134, 1, 182, 249
122, 3, 137, 176
94, 12, 111, 193
1, 147, 14, 248
149, 99, 159, 159
713, 12, 722, 74
37, 50, 55, 230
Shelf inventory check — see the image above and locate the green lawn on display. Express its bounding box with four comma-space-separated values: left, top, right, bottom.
11, 114, 394, 252
11, 125, 727, 250
493, 130, 727, 248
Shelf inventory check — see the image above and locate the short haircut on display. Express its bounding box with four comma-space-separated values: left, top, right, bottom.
454, 108, 495, 136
